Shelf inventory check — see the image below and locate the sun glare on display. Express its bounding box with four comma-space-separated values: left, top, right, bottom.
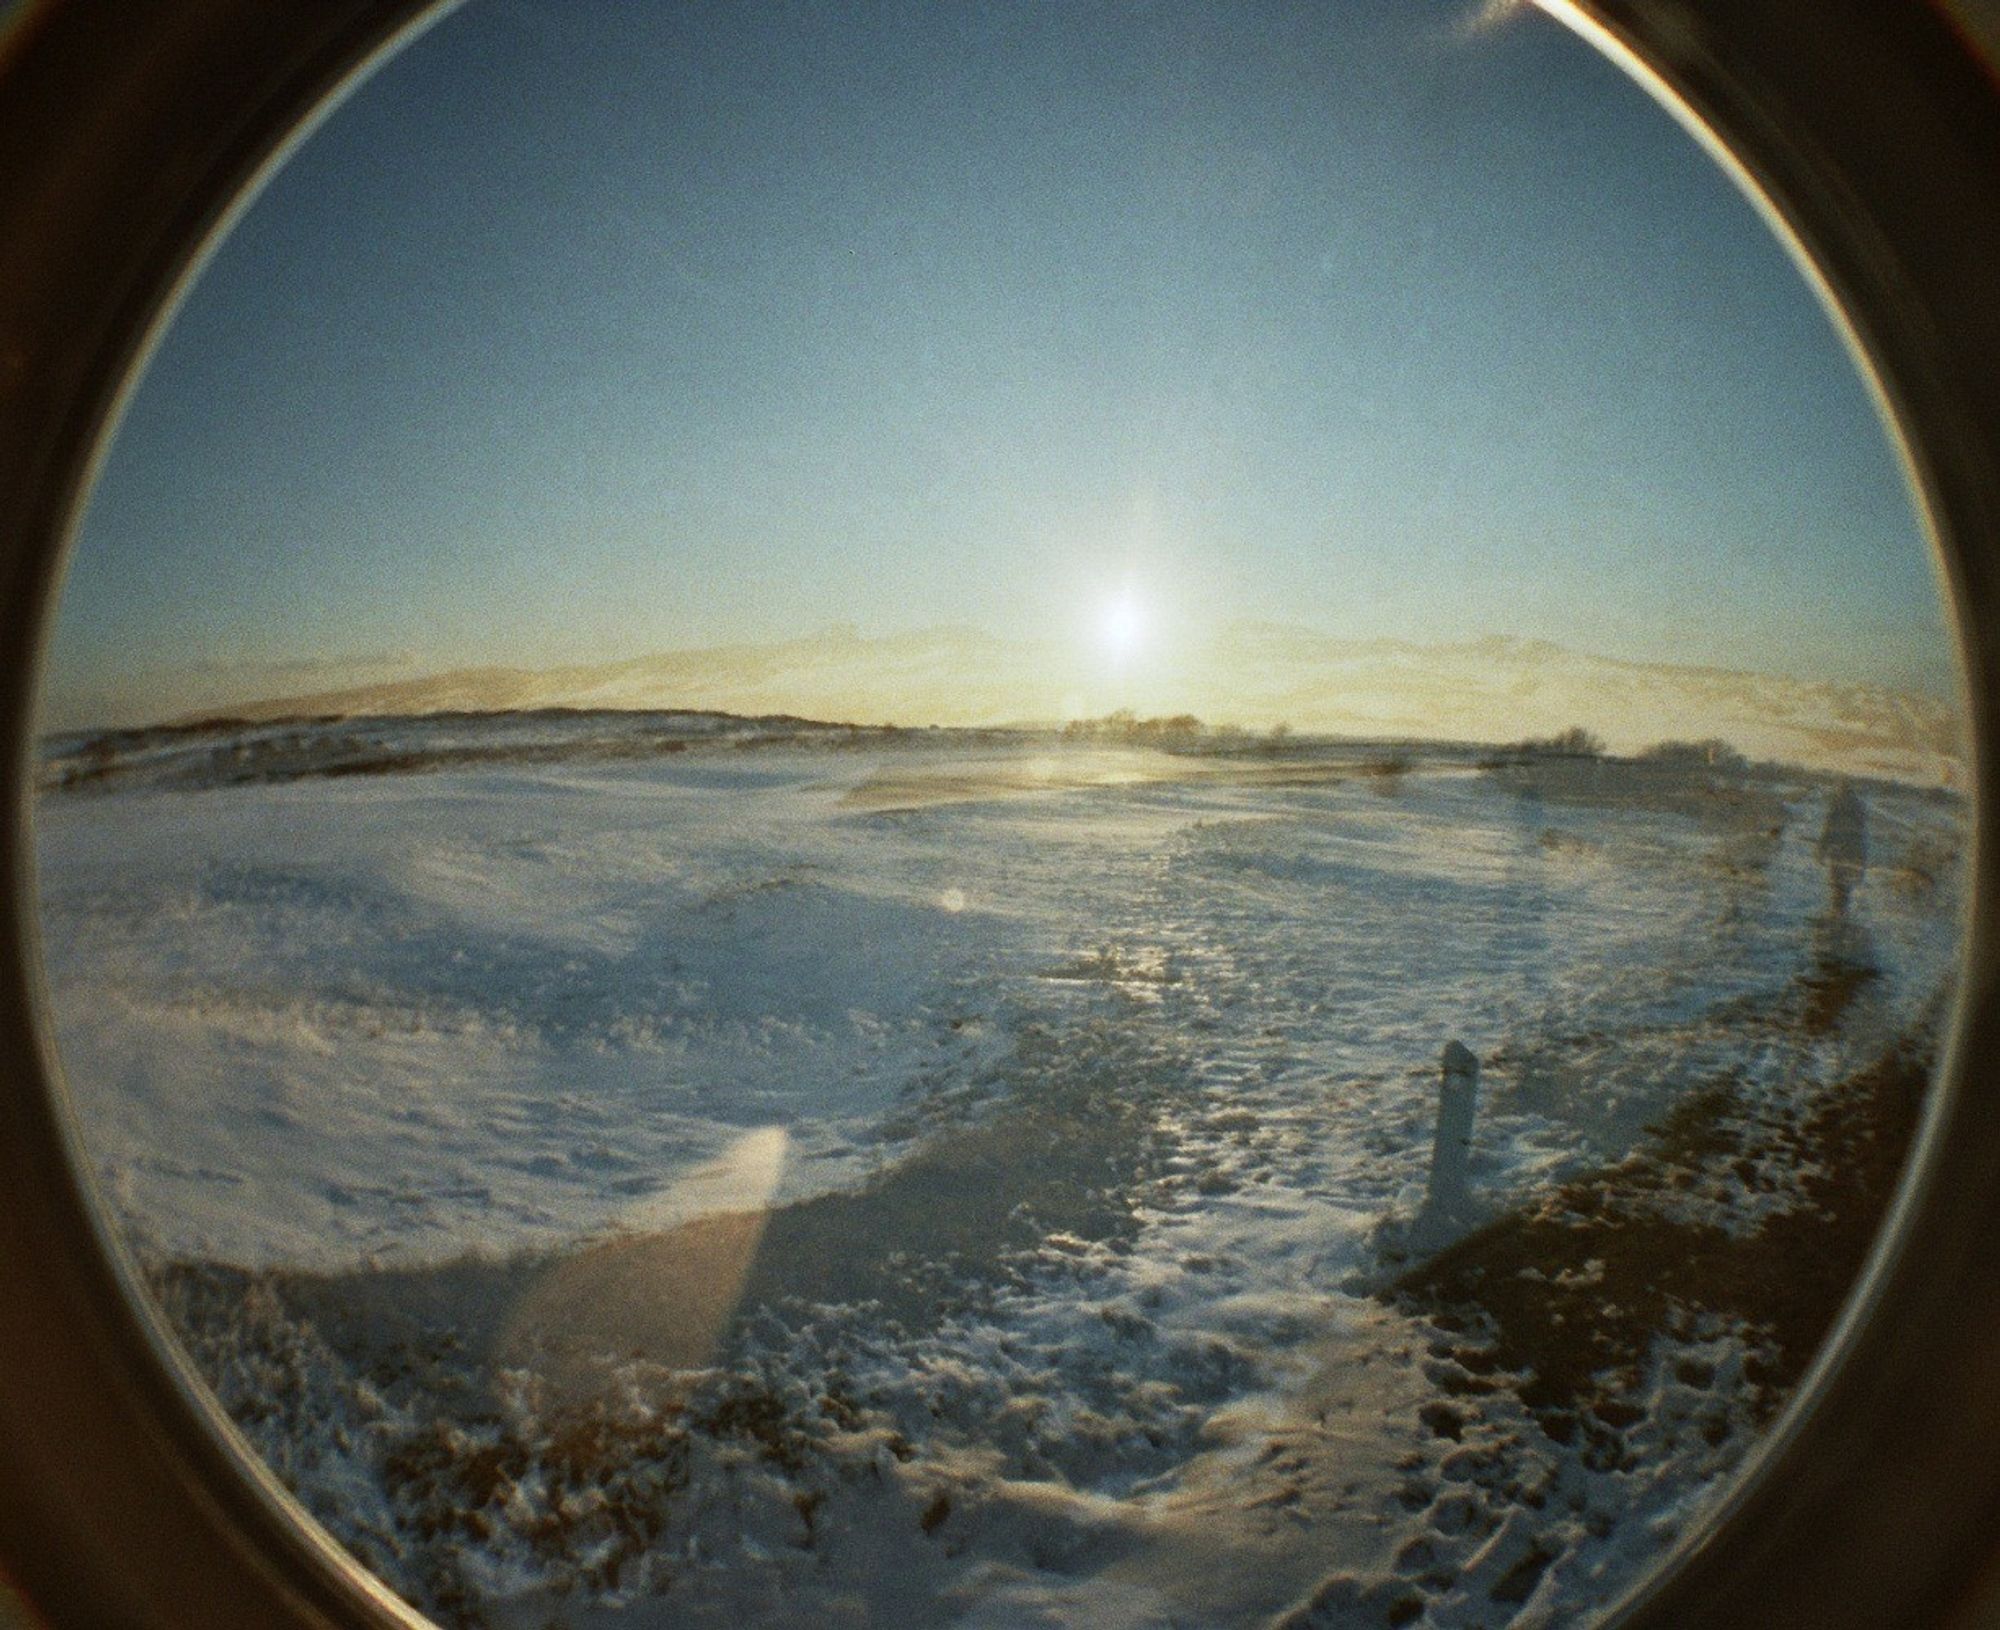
1102, 592, 1144, 660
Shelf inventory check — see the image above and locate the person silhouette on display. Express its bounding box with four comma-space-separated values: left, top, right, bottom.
1818, 780, 1868, 917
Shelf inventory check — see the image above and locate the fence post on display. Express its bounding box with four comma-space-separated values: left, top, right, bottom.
1417, 1040, 1480, 1240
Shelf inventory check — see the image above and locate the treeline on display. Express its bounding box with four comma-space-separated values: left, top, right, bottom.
1505, 725, 1605, 759
1491, 725, 1750, 772
1059, 713, 1757, 773
1635, 737, 1750, 773
1060, 709, 1205, 741
1059, 711, 1303, 745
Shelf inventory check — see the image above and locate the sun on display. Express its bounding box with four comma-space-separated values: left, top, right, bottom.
1101, 591, 1144, 660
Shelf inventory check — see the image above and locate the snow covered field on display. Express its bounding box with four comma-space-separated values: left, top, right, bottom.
33, 717, 1967, 1628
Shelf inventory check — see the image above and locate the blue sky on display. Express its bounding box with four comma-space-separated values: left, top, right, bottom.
41, 0, 1955, 727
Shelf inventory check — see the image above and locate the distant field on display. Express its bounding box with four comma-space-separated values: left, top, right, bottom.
35, 718, 1966, 1628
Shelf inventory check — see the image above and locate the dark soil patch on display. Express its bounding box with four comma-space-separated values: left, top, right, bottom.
1796, 954, 1880, 1037
1389, 1027, 1933, 1428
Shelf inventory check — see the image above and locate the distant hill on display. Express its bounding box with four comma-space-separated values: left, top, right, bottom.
202, 623, 1963, 785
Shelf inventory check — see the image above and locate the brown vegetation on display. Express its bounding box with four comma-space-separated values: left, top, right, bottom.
1389, 1021, 1932, 1453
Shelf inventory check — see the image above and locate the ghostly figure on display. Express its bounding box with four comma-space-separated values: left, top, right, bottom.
1819, 781, 1868, 917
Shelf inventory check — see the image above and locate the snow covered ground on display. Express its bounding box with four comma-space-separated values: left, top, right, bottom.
33, 719, 1967, 1628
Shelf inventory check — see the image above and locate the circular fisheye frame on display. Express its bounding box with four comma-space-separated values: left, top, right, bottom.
2, 4, 1999, 1630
